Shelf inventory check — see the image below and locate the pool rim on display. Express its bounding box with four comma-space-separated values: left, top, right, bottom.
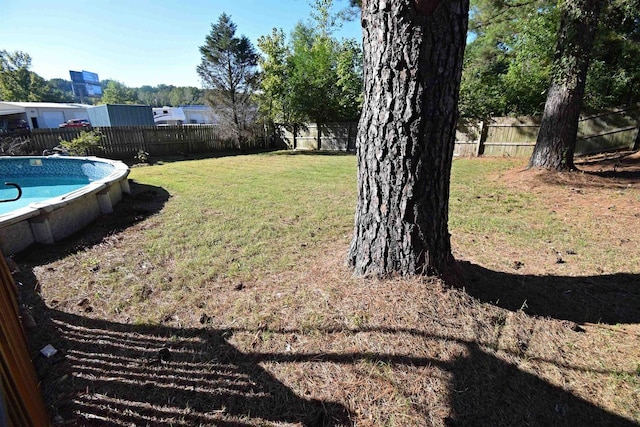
0, 155, 130, 255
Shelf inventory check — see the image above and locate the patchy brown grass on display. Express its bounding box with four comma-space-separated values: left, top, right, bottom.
10, 152, 640, 426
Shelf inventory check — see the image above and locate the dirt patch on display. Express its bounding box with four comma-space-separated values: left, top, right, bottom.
501, 150, 640, 190
486, 152, 640, 271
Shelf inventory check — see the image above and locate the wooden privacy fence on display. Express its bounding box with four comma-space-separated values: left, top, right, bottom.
457, 105, 640, 157
275, 122, 358, 151
0, 254, 49, 426
18, 106, 640, 159
276, 105, 640, 157
27, 125, 269, 159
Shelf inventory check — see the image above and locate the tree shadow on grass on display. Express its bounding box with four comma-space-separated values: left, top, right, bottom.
30, 309, 638, 427
14, 180, 170, 265
460, 261, 640, 325
268, 150, 355, 157
122, 148, 282, 167
235, 334, 637, 426
14, 267, 638, 427
34, 310, 350, 426
446, 341, 637, 427
538, 150, 640, 187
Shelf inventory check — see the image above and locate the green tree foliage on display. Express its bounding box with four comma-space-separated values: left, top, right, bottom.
137, 84, 204, 106
136, 85, 158, 105
585, 0, 640, 109
48, 78, 72, 94
197, 13, 259, 147
168, 86, 203, 106
0, 50, 35, 101
288, 22, 342, 123
256, 0, 362, 124
100, 80, 138, 104
335, 39, 363, 119
461, 0, 640, 117
47, 78, 75, 102
0, 50, 55, 102
460, 1, 556, 117
256, 29, 291, 122
309, 0, 340, 37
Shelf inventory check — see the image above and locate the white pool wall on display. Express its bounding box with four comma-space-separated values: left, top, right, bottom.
0, 156, 130, 255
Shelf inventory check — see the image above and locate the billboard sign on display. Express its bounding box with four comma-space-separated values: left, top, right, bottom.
86, 83, 102, 96
70, 71, 84, 83
82, 71, 99, 84
69, 70, 102, 98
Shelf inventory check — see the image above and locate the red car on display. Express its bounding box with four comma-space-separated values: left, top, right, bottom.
59, 119, 91, 128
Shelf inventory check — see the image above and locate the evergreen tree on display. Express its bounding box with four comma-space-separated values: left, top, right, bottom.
348, 0, 469, 277
461, 0, 640, 117
529, 0, 603, 170
197, 13, 259, 147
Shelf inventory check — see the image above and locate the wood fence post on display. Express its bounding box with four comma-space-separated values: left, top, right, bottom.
475, 120, 486, 157
631, 104, 640, 151
272, 123, 277, 148
293, 124, 297, 150
0, 255, 49, 427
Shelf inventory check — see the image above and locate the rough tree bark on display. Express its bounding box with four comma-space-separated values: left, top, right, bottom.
348, 0, 469, 277
528, 0, 603, 170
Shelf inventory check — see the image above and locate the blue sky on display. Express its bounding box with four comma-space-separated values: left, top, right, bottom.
2, 0, 361, 88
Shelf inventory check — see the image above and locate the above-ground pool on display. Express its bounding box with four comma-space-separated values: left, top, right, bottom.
0, 156, 130, 255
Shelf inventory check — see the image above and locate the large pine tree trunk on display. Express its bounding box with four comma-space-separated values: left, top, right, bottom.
528, 0, 602, 170
348, 0, 469, 277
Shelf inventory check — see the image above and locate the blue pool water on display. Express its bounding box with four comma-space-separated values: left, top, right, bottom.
0, 156, 129, 255
0, 177, 89, 214
0, 157, 116, 216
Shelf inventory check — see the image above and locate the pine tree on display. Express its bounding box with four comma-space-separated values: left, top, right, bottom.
348, 0, 469, 278
529, 0, 603, 170
197, 14, 259, 148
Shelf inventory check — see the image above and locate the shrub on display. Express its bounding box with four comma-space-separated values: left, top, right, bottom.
59, 130, 103, 156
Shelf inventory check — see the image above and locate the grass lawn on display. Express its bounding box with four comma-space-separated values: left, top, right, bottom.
14, 151, 640, 426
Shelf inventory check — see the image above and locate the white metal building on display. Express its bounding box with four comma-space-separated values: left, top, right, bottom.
0, 102, 89, 129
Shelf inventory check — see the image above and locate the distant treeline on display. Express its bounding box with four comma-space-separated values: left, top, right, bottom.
45, 78, 205, 106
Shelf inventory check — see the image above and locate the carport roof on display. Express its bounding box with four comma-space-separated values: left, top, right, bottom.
0, 101, 89, 110
0, 102, 26, 116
